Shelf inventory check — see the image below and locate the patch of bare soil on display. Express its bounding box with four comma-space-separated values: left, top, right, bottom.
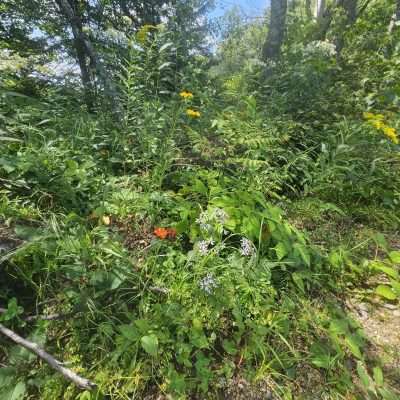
348, 300, 400, 391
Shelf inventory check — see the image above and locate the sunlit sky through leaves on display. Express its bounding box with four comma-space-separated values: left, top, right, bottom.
210, 0, 268, 18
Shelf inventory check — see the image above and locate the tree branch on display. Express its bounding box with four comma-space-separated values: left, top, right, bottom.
0, 308, 72, 322
0, 323, 96, 390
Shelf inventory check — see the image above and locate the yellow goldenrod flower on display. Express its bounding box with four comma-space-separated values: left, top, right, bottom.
180, 91, 194, 99
363, 112, 375, 120
382, 126, 399, 144
186, 109, 201, 118
371, 120, 384, 130
137, 24, 157, 44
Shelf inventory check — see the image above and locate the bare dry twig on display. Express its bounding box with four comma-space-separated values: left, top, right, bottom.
0, 308, 71, 322
0, 323, 96, 390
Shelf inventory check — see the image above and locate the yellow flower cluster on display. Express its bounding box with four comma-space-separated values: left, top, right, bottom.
186, 109, 201, 118
180, 90, 193, 99
136, 24, 157, 44
363, 112, 399, 144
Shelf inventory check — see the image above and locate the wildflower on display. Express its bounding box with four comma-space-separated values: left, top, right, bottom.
197, 239, 214, 255
201, 223, 212, 232
363, 112, 375, 120
179, 90, 193, 99
364, 111, 399, 144
154, 227, 168, 239
382, 126, 399, 144
154, 227, 177, 240
137, 24, 157, 44
212, 208, 229, 224
363, 112, 384, 121
196, 212, 211, 232
102, 215, 111, 225
240, 237, 254, 256
186, 109, 201, 118
199, 273, 218, 294
371, 120, 384, 130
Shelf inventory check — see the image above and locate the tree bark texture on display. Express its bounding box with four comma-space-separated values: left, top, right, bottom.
262, 0, 288, 61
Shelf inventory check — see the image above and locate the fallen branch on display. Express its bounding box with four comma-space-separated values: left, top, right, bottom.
149, 286, 169, 295
0, 323, 96, 390
0, 308, 71, 322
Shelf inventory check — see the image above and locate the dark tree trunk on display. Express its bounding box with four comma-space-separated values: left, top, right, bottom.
55, 0, 119, 113
335, 0, 358, 54
315, 0, 359, 44
74, 28, 94, 110
343, 0, 357, 23
305, 0, 312, 19
262, 0, 288, 61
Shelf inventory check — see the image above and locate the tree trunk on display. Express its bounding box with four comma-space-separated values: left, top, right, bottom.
75, 38, 94, 110
343, 0, 357, 24
305, 0, 312, 19
55, 0, 119, 113
335, 0, 358, 54
315, 0, 326, 21
315, 0, 358, 42
262, 0, 288, 61
386, 0, 400, 56
388, 0, 400, 35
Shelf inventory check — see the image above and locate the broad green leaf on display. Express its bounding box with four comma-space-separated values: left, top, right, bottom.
390, 280, 400, 295
222, 340, 237, 355
141, 334, 158, 356
275, 242, 288, 260
292, 272, 305, 293
378, 387, 398, 400
373, 366, 383, 386
370, 261, 398, 279
118, 324, 139, 342
357, 362, 371, 390
375, 285, 397, 300
9, 381, 26, 400
329, 319, 349, 336
293, 243, 311, 267
345, 335, 363, 359
310, 342, 332, 369
389, 251, 400, 264
0, 367, 16, 386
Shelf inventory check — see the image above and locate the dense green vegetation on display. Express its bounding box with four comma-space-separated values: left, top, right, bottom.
1, 0, 399, 399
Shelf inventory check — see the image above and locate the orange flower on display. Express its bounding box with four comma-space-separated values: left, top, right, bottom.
166, 227, 177, 239
154, 227, 168, 239
153, 227, 177, 240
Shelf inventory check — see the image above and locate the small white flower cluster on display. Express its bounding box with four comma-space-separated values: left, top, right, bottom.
213, 208, 229, 224
195, 207, 229, 233
195, 212, 212, 232
197, 239, 215, 255
196, 208, 229, 233
240, 238, 254, 257
199, 273, 218, 294
304, 41, 336, 58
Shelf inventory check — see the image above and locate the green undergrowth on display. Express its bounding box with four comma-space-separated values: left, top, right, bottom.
1, 16, 400, 400
1, 96, 399, 400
